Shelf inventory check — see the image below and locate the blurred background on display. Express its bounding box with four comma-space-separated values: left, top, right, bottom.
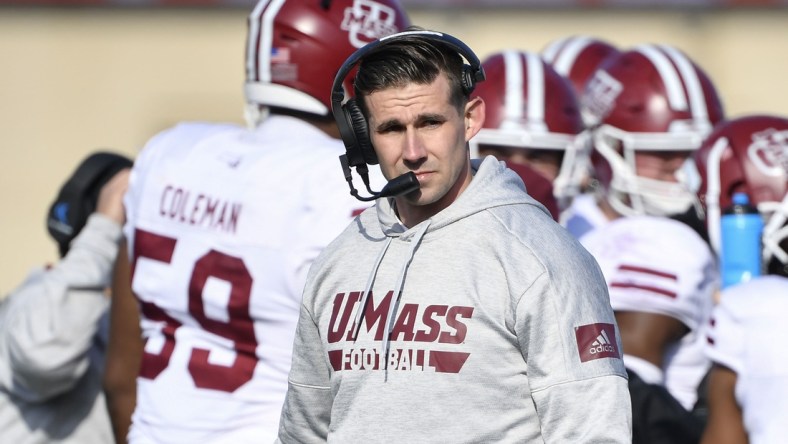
1, 0, 786, 294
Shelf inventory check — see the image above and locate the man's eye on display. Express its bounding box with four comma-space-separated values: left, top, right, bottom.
378, 125, 402, 134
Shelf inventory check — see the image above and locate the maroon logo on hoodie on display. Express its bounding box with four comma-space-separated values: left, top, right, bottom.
575, 323, 620, 362
326, 291, 473, 373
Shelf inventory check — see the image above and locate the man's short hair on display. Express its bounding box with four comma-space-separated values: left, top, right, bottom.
353, 28, 469, 117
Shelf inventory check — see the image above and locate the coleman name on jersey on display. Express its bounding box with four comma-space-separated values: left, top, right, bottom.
158, 184, 243, 234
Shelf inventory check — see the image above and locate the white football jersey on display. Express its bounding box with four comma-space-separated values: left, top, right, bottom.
560, 193, 609, 239
580, 215, 717, 410
705, 275, 788, 444
123, 116, 378, 443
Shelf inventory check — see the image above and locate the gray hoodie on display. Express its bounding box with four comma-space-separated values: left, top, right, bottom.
278, 156, 631, 443
0, 214, 117, 444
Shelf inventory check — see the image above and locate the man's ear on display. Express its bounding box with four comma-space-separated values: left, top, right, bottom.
464, 96, 485, 142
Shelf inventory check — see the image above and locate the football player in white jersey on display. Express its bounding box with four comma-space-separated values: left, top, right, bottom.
575, 45, 726, 443
696, 115, 788, 444
580, 215, 715, 442
563, 44, 724, 239
102, 1, 410, 443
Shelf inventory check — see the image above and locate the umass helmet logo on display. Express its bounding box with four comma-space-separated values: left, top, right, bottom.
748, 128, 788, 178
341, 0, 401, 48
581, 70, 622, 127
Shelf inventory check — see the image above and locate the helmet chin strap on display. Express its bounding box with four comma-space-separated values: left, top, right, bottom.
608, 173, 698, 217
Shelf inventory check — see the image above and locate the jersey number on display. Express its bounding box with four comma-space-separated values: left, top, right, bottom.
132, 228, 258, 392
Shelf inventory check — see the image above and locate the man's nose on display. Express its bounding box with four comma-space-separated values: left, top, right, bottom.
402, 130, 427, 163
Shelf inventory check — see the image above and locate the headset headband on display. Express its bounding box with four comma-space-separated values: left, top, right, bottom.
330, 30, 485, 124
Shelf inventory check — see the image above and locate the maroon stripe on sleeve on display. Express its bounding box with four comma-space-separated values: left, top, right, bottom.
618, 264, 678, 280
610, 281, 677, 298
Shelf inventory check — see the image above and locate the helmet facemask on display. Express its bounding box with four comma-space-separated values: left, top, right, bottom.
697, 117, 788, 274
595, 124, 702, 217
761, 195, 788, 270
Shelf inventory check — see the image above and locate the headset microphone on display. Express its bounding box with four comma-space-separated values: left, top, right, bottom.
379, 171, 420, 198
340, 154, 420, 202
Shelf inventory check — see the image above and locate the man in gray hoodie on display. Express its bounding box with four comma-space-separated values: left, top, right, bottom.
0, 152, 130, 443
277, 29, 632, 443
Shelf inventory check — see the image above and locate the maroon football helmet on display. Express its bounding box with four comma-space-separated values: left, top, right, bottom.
541, 35, 620, 106
582, 44, 725, 217
695, 115, 788, 272
471, 50, 588, 207
244, 0, 410, 127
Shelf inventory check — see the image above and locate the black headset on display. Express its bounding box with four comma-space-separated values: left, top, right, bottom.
47, 151, 133, 257
331, 30, 486, 170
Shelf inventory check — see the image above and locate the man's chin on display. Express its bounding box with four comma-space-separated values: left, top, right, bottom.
398, 189, 430, 206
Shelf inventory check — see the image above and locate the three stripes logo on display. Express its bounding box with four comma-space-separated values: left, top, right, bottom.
575, 323, 621, 363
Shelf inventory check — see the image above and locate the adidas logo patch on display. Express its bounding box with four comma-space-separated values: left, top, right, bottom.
575, 323, 620, 363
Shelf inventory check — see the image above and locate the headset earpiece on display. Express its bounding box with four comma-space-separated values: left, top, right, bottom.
345, 98, 378, 165
461, 64, 476, 95
336, 96, 377, 167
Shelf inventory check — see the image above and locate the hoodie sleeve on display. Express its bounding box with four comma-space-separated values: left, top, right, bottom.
531, 375, 632, 442
516, 248, 632, 442
277, 301, 333, 443
0, 213, 119, 402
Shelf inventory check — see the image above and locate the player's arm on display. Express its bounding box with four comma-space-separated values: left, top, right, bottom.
614, 310, 688, 375
700, 364, 747, 444
103, 239, 143, 444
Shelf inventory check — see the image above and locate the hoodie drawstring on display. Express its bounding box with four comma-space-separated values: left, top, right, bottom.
381, 221, 430, 375
351, 236, 393, 341
350, 220, 432, 377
